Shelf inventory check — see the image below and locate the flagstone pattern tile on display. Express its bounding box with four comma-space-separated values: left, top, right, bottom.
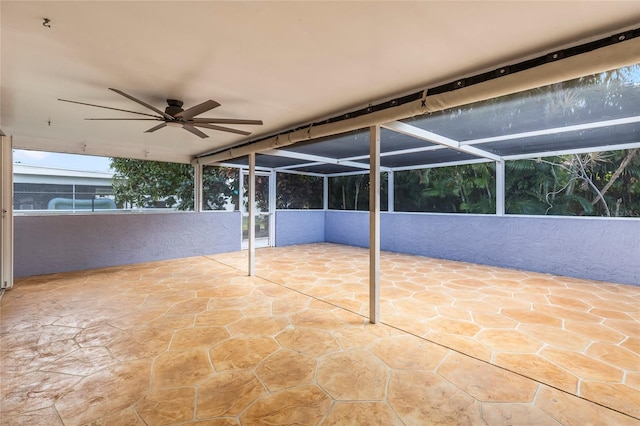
213, 243, 640, 419
0, 243, 637, 424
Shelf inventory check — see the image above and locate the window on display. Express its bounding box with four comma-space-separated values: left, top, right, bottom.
110, 158, 194, 211
394, 164, 496, 213
13, 150, 196, 213
328, 173, 388, 211
13, 151, 116, 212
14, 183, 117, 211
506, 149, 640, 216
276, 173, 323, 209
202, 165, 239, 211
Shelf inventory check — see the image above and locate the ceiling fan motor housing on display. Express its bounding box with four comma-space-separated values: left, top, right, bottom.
165, 99, 184, 117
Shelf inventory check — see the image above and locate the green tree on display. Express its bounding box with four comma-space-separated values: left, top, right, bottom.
328, 173, 388, 210
242, 174, 269, 212
276, 174, 323, 209
110, 159, 239, 211
397, 64, 639, 217
110, 158, 194, 210
394, 163, 495, 213
506, 149, 640, 217
202, 166, 239, 210
501, 65, 640, 216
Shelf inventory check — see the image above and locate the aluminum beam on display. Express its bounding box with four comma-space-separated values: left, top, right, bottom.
502, 141, 640, 161
263, 149, 391, 172
382, 121, 501, 161
274, 169, 326, 178
264, 149, 370, 170
461, 116, 640, 146
390, 158, 492, 172
275, 161, 326, 171
341, 144, 444, 162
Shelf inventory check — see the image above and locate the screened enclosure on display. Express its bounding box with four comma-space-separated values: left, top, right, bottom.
204, 64, 640, 218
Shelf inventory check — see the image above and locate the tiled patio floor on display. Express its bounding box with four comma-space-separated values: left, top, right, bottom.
0, 244, 637, 425
211, 243, 640, 421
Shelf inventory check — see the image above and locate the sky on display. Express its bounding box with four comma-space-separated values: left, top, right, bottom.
13, 149, 112, 173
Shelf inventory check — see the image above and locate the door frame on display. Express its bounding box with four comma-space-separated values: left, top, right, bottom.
240, 169, 275, 249
1, 135, 14, 289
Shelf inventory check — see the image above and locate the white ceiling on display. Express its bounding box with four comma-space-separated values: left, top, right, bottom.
2, 1, 639, 164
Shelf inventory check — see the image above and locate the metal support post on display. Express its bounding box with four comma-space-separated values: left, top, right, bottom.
248, 154, 256, 276
323, 176, 329, 210
387, 170, 394, 212
369, 125, 381, 324
1, 135, 14, 289
270, 169, 277, 246
496, 159, 505, 216
194, 163, 203, 212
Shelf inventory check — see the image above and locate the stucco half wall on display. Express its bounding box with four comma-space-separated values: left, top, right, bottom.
13, 209, 639, 285
275, 210, 325, 246
324, 210, 640, 286
14, 212, 240, 277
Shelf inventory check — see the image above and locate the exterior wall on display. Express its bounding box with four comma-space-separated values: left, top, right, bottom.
14, 212, 240, 278
14, 208, 639, 285
325, 210, 640, 286
275, 210, 325, 246
324, 211, 370, 248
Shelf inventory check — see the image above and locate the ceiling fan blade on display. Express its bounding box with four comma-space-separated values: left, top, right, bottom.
109, 88, 174, 120
193, 123, 251, 136
175, 100, 221, 120
183, 124, 209, 138
58, 98, 161, 118
191, 118, 263, 125
145, 123, 168, 133
85, 118, 162, 121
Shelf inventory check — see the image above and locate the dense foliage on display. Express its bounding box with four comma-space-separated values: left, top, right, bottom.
394, 164, 495, 213
327, 173, 388, 211
242, 173, 270, 212
111, 149, 639, 217
506, 150, 640, 216
202, 166, 238, 210
276, 174, 323, 209
110, 160, 238, 211
327, 149, 639, 216
111, 66, 639, 216
110, 158, 194, 210
388, 65, 639, 216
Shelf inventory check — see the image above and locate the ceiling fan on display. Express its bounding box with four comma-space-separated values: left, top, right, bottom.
58, 88, 263, 139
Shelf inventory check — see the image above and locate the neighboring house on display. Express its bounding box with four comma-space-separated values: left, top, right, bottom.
13, 164, 114, 211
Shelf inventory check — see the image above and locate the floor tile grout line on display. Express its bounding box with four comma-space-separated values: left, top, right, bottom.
387, 325, 639, 421
4, 254, 637, 423
203, 255, 371, 321
376, 319, 640, 420
52, 401, 65, 426
203, 253, 640, 422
